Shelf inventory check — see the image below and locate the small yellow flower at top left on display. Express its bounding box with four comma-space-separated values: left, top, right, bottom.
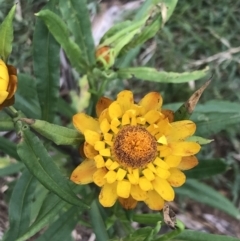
0, 59, 17, 110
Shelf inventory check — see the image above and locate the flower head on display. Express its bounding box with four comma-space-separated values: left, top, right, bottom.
0, 59, 17, 110
71, 90, 200, 210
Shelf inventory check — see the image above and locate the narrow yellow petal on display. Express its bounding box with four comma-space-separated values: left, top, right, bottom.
116, 90, 134, 112
73, 113, 100, 134
94, 141, 105, 151
139, 177, 153, 191
93, 168, 108, 187
99, 148, 111, 157
152, 177, 175, 201
139, 92, 163, 114
99, 182, 118, 207
104, 170, 117, 183
83, 142, 98, 159
167, 168, 186, 187
144, 110, 162, 124
156, 167, 170, 179
164, 155, 182, 167
117, 180, 131, 198
131, 184, 147, 201
0, 91, 9, 104
108, 101, 123, 119
118, 196, 137, 210
177, 155, 198, 170
70, 159, 96, 184
104, 132, 113, 141
127, 173, 138, 185
100, 118, 110, 133
109, 161, 120, 170
84, 130, 101, 146
122, 112, 131, 125
169, 142, 201, 156
94, 155, 105, 168
142, 168, 155, 181
167, 120, 196, 141
153, 157, 169, 169
0, 59, 9, 90
144, 190, 165, 210
157, 145, 172, 157
157, 135, 168, 145
96, 96, 112, 117
116, 168, 127, 181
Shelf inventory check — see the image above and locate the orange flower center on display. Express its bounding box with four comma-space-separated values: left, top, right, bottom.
113, 125, 157, 168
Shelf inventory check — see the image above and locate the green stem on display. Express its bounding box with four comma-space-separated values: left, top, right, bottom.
4, 106, 18, 118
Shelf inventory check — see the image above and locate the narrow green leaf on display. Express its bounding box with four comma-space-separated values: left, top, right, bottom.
174, 230, 240, 241
33, 2, 60, 122
59, 0, 95, 66
185, 136, 213, 145
90, 200, 110, 241
0, 4, 16, 61
185, 159, 228, 179
16, 122, 88, 209
3, 170, 37, 241
36, 9, 86, 73
0, 162, 25, 177
0, 136, 19, 160
176, 179, 240, 219
16, 193, 70, 241
117, 66, 209, 83
14, 74, 41, 119
132, 213, 163, 225
0, 111, 14, 131
35, 206, 78, 241
20, 118, 84, 145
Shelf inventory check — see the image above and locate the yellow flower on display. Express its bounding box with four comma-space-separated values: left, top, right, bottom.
71, 90, 200, 210
0, 59, 17, 110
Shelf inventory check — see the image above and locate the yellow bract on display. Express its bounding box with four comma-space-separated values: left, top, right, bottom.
0, 59, 17, 110
70, 90, 201, 210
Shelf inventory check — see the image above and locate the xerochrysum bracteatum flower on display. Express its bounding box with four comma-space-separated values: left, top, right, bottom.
0, 59, 17, 110
70, 90, 200, 210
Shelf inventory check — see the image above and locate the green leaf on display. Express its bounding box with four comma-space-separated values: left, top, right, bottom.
3, 170, 37, 241
0, 162, 25, 177
16, 122, 88, 209
185, 159, 228, 179
117, 66, 209, 83
0, 111, 14, 131
35, 206, 78, 241
132, 213, 163, 225
59, 0, 95, 67
90, 200, 110, 241
21, 118, 84, 145
0, 4, 16, 61
16, 193, 70, 241
0, 136, 19, 160
176, 179, 240, 219
14, 74, 41, 119
33, 2, 60, 122
174, 230, 240, 241
185, 136, 213, 145
36, 9, 86, 73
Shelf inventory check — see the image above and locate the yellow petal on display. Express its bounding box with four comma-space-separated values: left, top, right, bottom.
93, 168, 108, 187
164, 155, 182, 168
169, 142, 201, 156
161, 109, 174, 122
118, 196, 137, 210
139, 92, 163, 114
152, 177, 175, 201
0, 59, 9, 90
116, 168, 127, 181
157, 145, 172, 157
6, 73, 17, 99
99, 108, 111, 123
94, 141, 105, 151
84, 130, 101, 146
142, 168, 155, 181
167, 168, 186, 187
96, 96, 112, 117
117, 180, 131, 198
131, 184, 147, 201
155, 167, 170, 179
94, 154, 105, 168
178, 155, 198, 170
144, 110, 162, 124
73, 113, 100, 134
0, 91, 9, 104
139, 177, 153, 191
108, 101, 123, 119
144, 190, 164, 210
99, 182, 118, 207
100, 118, 110, 133
153, 157, 169, 169
84, 142, 98, 158
167, 120, 196, 141
70, 159, 96, 184
116, 90, 134, 112
99, 148, 111, 157
104, 170, 117, 183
